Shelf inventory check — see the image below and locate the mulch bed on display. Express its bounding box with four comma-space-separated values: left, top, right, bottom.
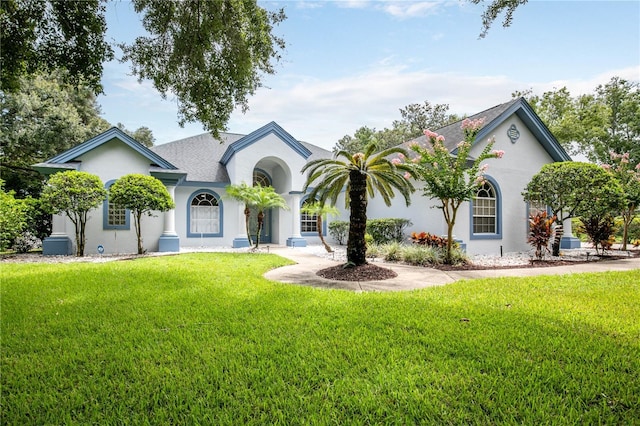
317, 253, 638, 281
317, 263, 398, 282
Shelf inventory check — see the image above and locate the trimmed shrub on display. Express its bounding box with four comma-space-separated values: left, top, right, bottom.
13, 231, 42, 253
328, 221, 349, 245
366, 218, 412, 244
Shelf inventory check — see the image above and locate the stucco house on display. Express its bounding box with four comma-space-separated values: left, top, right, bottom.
34, 97, 579, 256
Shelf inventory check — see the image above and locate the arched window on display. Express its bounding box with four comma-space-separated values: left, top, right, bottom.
188, 191, 222, 237
473, 181, 496, 234
253, 170, 271, 187
103, 180, 129, 230
470, 176, 501, 239
301, 198, 318, 233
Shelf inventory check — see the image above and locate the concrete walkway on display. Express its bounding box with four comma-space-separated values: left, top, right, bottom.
264, 246, 640, 292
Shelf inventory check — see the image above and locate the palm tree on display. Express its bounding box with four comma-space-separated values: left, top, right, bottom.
225, 182, 255, 246
250, 185, 288, 249
301, 200, 339, 253
302, 143, 415, 266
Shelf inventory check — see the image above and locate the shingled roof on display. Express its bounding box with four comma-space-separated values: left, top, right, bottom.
400, 97, 570, 162
150, 128, 332, 183
402, 97, 521, 153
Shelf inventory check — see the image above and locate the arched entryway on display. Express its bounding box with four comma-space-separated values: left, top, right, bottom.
250, 157, 293, 245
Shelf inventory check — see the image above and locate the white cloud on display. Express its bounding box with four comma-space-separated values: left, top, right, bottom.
380, 1, 443, 18
226, 64, 640, 151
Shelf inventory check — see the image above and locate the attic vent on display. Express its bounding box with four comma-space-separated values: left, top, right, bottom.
507, 124, 520, 143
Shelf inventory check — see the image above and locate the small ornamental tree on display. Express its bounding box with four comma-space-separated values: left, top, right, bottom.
301, 200, 339, 253
603, 152, 640, 250
249, 185, 288, 250
406, 118, 503, 264
109, 174, 175, 254
40, 171, 106, 257
523, 162, 625, 256
225, 182, 256, 247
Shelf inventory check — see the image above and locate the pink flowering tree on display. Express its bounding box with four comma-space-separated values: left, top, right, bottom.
604, 152, 640, 250
405, 117, 503, 263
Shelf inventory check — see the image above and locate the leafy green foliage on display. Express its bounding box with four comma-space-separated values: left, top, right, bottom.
406, 118, 502, 263
333, 100, 460, 153
523, 161, 624, 256
40, 171, 106, 256
518, 77, 640, 165
303, 144, 415, 266
469, 0, 529, 38
523, 162, 625, 222
247, 185, 288, 249
0, 71, 110, 196
120, 0, 285, 137
0, 180, 28, 250
2, 254, 639, 424
366, 218, 412, 244
225, 182, 256, 246
604, 152, 640, 249
328, 220, 349, 245
116, 123, 155, 147
0, 0, 113, 93
527, 211, 556, 260
109, 174, 175, 254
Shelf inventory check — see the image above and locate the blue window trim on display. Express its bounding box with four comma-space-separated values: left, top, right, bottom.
103, 179, 130, 230
469, 175, 502, 240
187, 189, 223, 238
300, 195, 327, 237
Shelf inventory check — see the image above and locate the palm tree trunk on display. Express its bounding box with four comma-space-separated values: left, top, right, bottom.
244, 206, 253, 246
317, 215, 333, 253
347, 170, 368, 266
255, 210, 264, 249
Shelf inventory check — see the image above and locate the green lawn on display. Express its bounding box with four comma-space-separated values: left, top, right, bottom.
2, 253, 639, 425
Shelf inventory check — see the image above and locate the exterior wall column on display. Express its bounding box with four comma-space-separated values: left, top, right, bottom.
286, 192, 307, 247
232, 202, 251, 248
560, 215, 581, 249
158, 185, 180, 252
42, 213, 73, 255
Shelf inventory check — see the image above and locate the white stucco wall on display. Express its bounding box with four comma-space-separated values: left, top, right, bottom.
367, 116, 560, 255
59, 139, 167, 255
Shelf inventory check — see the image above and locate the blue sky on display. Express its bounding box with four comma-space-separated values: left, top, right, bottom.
99, 0, 640, 150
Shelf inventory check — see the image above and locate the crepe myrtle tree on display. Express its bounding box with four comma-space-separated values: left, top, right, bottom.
40, 171, 107, 257
109, 174, 175, 255
302, 144, 415, 267
523, 161, 624, 256
404, 118, 503, 264
603, 152, 640, 250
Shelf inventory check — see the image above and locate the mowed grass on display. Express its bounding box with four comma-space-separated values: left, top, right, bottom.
1, 253, 639, 425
